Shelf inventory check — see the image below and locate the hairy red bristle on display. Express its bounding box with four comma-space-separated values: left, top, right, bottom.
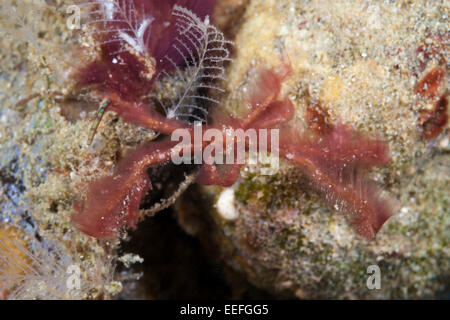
278, 124, 394, 239
239, 63, 394, 239
72, 139, 178, 239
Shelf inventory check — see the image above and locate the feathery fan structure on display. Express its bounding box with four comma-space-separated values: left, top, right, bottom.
155, 5, 232, 122
75, 0, 218, 101
80, 0, 156, 74
0, 225, 118, 300
0, 230, 82, 299
71, 1, 396, 240
75, 0, 223, 142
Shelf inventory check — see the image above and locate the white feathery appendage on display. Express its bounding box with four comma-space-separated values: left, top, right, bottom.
81, 0, 154, 57
0, 235, 79, 299
118, 16, 154, 56
0, 232, 116, 299
156, 5, 233, 122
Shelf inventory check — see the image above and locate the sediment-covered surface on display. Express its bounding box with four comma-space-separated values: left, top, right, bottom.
0, 0, 448, 299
